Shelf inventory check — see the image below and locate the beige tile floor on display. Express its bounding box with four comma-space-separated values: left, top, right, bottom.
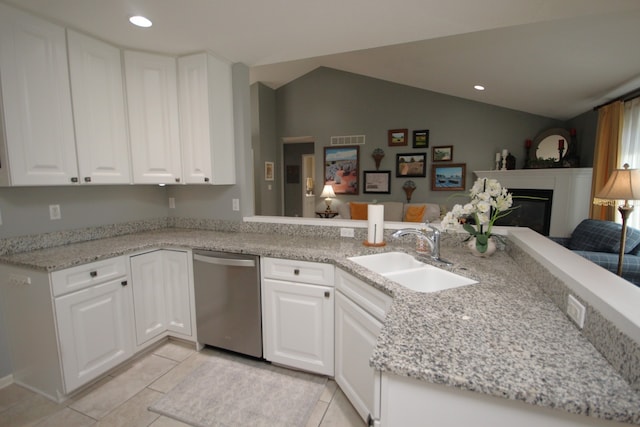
0, 339, 365, 427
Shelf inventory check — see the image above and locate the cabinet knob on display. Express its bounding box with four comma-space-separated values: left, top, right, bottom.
84, 177, 91, 182
70, 177, 78, 183
294, 269, 300, 275
121, 280, 128, 287
204, 177, 210, 182
324, 291, 330, 298
89, 271, 98, 278
175, 177, 181, 183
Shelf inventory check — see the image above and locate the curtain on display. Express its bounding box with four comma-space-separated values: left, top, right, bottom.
590, 101, 623, 220
620, 97, 640, 229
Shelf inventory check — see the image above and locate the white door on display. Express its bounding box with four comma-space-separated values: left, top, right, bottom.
162, 250, 192, 336
0, 3, 78, 186
130, 251, 167, 344
263, 278, 334, 375
124, 50, 182, 184
335, 291, 383, 423
67, 30, 131, 184
54, 278, 134, 393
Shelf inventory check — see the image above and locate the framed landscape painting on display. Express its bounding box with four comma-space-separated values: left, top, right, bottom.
412, 130, 429, 148
324, 145, 359, 195
432, 145, 453, 162
431, 163, 466, 191
396, 152, 427, 177
388, 129, 408, 147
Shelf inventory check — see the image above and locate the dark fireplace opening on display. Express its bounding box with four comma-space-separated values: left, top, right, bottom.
494, 189, 554, 236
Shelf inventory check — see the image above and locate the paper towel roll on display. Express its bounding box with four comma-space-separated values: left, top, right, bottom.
367, 204, 384, 244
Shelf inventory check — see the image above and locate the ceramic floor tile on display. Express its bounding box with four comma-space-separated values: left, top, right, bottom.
152, 340, 196, 363
94, 388, 162, 427
319, 388, 366, 427
305, 399, 329, 427
69, 355, 176, 420
0, 390, 62, 427
148, 351, 209, 393
32, 407, 96, 427
148, 416, 192, 427
0, 383, 37, 413
319, 379, 338, 403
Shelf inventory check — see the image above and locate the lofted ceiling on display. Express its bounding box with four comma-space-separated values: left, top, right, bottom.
5, 0, 640, 120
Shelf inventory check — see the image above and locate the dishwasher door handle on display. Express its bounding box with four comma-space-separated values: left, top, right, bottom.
194, 254, 256, 268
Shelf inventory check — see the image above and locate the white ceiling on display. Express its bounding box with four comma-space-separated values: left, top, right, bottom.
6, 0, 640, 120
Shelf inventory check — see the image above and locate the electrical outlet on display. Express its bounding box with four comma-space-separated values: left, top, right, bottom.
232, 199, 240, 211
169, 197, 175, 209
340, 228, 355, 238
49, 204, 61, 220
567, 294, 586, 328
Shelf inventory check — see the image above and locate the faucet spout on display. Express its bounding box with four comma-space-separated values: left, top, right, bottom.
391, 226, 450, 265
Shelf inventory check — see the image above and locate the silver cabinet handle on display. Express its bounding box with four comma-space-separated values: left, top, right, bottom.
193, 254, 255, 268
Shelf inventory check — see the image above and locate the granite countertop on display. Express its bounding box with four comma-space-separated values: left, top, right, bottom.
2, 228, 640, 424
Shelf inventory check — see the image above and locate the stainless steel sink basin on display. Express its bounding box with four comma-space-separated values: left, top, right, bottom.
348, 252, 477, 293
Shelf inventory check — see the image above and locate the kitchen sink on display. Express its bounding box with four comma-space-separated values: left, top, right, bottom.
348, 252, 477, 293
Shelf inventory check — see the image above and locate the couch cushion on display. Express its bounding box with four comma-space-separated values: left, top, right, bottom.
402, 203, 441, 223
404, 204, 426, 222
350, 202, 369, 220
569, 219, 640, 254
336, 202, 351, 219
381, 202, 403, 222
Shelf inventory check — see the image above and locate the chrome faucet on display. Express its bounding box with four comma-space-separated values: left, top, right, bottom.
391, 225, 452, 265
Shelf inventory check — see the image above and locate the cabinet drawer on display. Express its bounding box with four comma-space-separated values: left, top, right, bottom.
262, 257, 334, 286
336, 269, 392, 322
51, 256, 128, 296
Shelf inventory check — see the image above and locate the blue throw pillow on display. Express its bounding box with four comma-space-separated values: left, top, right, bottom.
569, 219, 640, 254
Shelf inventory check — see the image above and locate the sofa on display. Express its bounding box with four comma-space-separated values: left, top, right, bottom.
335, 201, 442, 223
551, 219, 640, 286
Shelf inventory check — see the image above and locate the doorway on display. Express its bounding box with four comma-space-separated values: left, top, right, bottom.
283, 141, 315, 217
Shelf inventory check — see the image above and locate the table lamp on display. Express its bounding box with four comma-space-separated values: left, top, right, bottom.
320, 184, 336, 212
593, 164, 640, 276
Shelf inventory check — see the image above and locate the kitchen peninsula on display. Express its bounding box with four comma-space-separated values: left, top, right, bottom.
0, 223, 639, 426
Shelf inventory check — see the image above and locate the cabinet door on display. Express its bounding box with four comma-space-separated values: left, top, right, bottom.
130, 250, 167, 344
178, 53, 235, 185
0, 3, 78, 186
54, 277, 134, 393
67, 30, 131, 184
335, 291, 383, 423
263, 278, 334, 375
162, 250, 192, 336
124, 51, 182, 184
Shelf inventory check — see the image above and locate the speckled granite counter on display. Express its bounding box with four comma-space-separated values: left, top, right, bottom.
2, 227, 640, 424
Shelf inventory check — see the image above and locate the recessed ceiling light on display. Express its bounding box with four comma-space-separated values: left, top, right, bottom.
474, 85, 485, 91
129, 15, 152, 28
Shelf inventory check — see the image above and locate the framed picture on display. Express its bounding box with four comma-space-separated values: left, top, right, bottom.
432, 145, 453, 162
388, 129, 408, 147
412, 129, 429, 148
265, 161, 274, 181
363, 170, 391, 194
396, 152, 427, 177
324, 145, 359, 195
431, 163, 466, 191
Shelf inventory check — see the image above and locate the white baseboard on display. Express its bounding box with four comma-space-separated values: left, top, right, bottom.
0, 374, 14, 389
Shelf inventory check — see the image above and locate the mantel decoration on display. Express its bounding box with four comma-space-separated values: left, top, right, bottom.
441, 177, 516, 257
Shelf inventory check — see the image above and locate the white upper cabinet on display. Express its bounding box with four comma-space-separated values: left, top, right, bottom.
178, 53, 236, 185
124, 51, 182, 184
0, 3, 78, 186
67, 30, 131, 184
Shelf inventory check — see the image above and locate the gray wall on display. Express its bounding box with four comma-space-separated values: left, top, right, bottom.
275, 67, 584, 209
567, 109, 598, 167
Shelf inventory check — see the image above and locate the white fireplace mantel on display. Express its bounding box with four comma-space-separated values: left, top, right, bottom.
474, 168, 593, 237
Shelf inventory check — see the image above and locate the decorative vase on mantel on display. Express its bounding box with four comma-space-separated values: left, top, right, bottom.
467, 236, 497, 258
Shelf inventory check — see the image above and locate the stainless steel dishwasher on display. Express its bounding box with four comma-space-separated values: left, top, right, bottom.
193, 250, 262, 358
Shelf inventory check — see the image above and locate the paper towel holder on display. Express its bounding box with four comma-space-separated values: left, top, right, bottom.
363, 240, 386, 247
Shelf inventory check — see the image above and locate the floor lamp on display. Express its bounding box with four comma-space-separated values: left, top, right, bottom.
593, 164, 640, 276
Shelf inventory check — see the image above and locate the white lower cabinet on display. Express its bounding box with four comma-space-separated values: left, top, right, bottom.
54, 276, 134, 393
335, 268, 392, 426
262, 257, 334, 376
130, 249, 193, 346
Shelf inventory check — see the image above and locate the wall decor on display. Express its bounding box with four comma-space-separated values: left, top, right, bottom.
286, 165, 300, 184
412, 130, 429, 148
265, 161, 274, 181
388, 129, 408, 147
431, 163, 466, 191
372, 148, 385, 170
363, 170, 391, 194
396, 152, 427, 177
402, 180, 416, 202
432, 145, 453, 162
324, 145, 359, 195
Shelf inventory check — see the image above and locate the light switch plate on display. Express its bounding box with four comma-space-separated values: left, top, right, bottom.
232, 199, 240, 211
340, 228, 355, 238
49, 204, 61, 220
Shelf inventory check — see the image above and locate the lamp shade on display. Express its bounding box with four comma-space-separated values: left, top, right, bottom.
594, 164, 640, 205
320, 184, 336, 199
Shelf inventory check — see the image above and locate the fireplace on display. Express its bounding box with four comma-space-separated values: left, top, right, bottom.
494, 189, 554, 236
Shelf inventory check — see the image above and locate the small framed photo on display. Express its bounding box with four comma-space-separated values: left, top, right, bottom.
396, 152, 427, 177
324, 145, 359, 195
388, 129, 408, 147
265, 161, 274, 181
432, 145, 453, 162
431, 163, 466, 191
363, 170, 391, 194
412, 130, 429, 148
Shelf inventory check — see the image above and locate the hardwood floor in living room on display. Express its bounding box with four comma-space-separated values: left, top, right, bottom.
0, 340, 365, 427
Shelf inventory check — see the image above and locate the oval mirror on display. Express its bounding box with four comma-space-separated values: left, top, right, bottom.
534, 128, 571, 161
